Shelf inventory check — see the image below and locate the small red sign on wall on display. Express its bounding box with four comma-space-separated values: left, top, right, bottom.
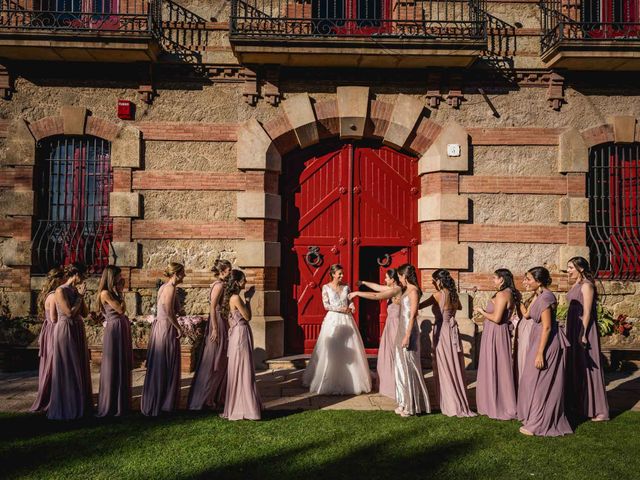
117, 100, 135, 120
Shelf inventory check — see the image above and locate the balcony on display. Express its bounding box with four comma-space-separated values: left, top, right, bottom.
0, 0, 162, 62
541, 0, 640, 70
229, 0, 487, 68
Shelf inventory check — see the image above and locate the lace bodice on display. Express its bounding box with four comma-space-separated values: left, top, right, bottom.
321, 284, 354, 313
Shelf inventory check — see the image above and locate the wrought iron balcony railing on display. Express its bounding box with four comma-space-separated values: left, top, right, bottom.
0, 0, 162, 37
230, 0, 487, 41
541, 0, 640, 55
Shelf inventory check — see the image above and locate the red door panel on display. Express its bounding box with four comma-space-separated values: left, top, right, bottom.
281, 142, 419, 354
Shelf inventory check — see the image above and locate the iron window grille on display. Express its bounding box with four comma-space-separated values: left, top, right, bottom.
587, 142, 640, 280
32, 135, 113, 275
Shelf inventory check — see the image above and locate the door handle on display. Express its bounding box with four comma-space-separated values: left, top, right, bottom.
304, 246, 323, 267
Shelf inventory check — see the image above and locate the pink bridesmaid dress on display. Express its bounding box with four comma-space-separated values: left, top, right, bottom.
517, 290, 573, 436
48, 285, 93, 420
432, 291, 476, 417
476, 291, 517, 420
565, 281, 609, 420
141, 283, 181, 416
221, 309, 262, 421
377, 301, 399, 399
188, 280, 229, 410
30, 292, 56, 412
96, 303, 133, 417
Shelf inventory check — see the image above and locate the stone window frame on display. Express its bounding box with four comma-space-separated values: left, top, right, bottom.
1, 106, 142, 315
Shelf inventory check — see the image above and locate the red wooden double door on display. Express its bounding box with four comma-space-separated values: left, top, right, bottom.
280, 141, 420, 354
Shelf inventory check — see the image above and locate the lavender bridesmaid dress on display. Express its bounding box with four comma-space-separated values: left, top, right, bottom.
515, 316, 533, 389
476, 293, 517, 420
48, 285, 93, 420
432, 292, 476, 417
566, 281, 609, 420
517, 290, 572, 436
188, 281, 229, 410
377, 301, 399, 399
141, 283, 181, 416
221, 309, 262, 421
30, 292, 56, 412
96, 304, 132, 417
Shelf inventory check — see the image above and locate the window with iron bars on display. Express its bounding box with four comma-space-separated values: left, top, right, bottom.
32, 135, 113, 275
587, 142, 640, 280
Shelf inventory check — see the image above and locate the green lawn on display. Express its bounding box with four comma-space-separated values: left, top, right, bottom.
1, 410, 638, 479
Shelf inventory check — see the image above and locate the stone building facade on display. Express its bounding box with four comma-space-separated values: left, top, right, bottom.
0, 0, 639, 365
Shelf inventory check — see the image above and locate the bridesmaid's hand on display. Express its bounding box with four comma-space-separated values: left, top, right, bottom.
210, 328, 219, 344
347, 292, 358, 301
402, 335, 410, 349
581, 334, 589, 349
176, 328, 183, 340
77, 283, 87, 296
535, 353, 545, 370
473, 306, 483, 315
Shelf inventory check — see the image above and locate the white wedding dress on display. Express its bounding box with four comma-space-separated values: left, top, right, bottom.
302, 284, 372, 395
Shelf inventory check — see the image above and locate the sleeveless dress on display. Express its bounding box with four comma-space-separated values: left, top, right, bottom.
565, 281, 609, 420
517, 289, 572, 436
476, 291, 517, 420
30, 292, 56, 412
97, 302, 133, 417
188, 280, 229, 410
302, 284, 372, 395
141, 283, 181, 416
432, 291, 476, 417
48, 285, 93, 420
221, 309, 262, 420
377, 300, 400, 399
394, 294, 430, 415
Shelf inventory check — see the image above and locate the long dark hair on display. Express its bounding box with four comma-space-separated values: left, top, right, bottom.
432, 269, 459, 308
96, 265, 123, 313
527, 266, 552, 288
494, 268, 522, 318
38, 267, 64, 318
568, 256, 597, 288
398, 263, 422, 299
63, 262, 87, 280
386, 268, 400, 285
221, 269, 246, 320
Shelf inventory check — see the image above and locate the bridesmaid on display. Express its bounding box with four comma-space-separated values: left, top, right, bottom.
96, 265, 133, 417
423, 269, 475, 418
30, 267, 64, 412
517, 266, 572, 436
141, 262, 185, 416
351, 263, 430, 416
357, 269, 401, 399
514, 276, 534, 389
48, 262, 92, 420
221, 269, 262, 421
565, 256, 609, 421
473, 268, 519, 420
188, 259, 232, 411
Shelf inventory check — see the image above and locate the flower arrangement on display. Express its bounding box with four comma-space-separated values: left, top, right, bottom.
612, 314, 633, 336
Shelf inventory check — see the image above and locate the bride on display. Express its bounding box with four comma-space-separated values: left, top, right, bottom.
302, 264, 372, 395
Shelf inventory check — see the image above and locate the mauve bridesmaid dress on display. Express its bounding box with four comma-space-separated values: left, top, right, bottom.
432, 292, 476, 418
188, 280, 229, 410
141, 283, 181, 416
221, 309, 262, 421
96, 303, 133, 417
377, 300, 399, 399
48, 285, 93, 420
476, 291, 517, 420
517, 290, 573, 436
30, 292, 56, 412
565, 280, 609, 420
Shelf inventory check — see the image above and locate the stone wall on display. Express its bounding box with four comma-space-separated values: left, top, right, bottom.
0, 0, 639, 365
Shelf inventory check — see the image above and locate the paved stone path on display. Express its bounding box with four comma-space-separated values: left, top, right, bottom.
1, 367, 639, 414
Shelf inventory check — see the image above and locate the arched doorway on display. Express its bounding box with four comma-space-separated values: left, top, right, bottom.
280, 140, 421, 354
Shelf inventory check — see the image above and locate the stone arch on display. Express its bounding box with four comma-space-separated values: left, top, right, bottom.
557, 115, 639, 267
234, 87, 472, 361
